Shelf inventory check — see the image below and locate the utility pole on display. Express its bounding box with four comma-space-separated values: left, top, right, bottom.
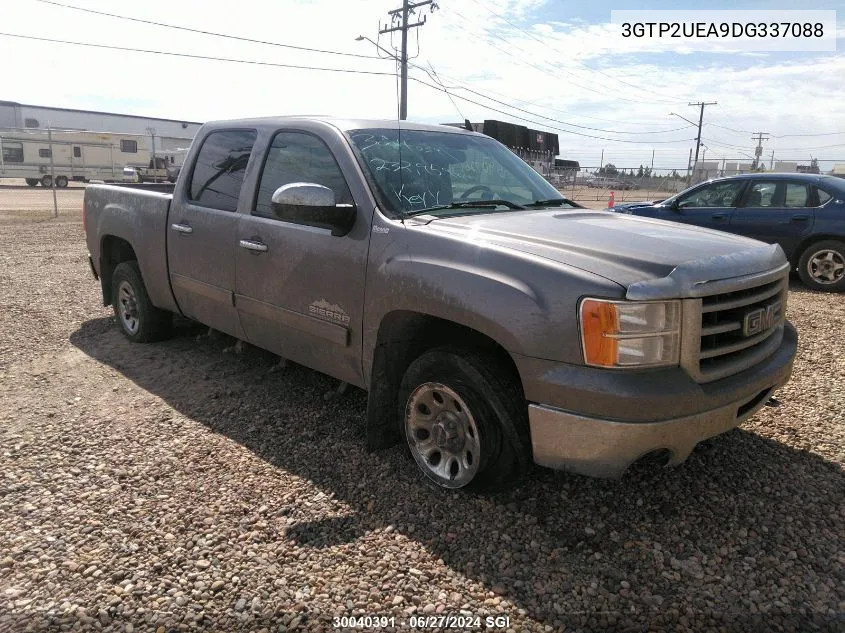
47, 123, 57, 218
147, 127, 157, 182
770, 149, 775, 170
380, 0, 436, 120
751, 131, 770, 170
686, 147, 693, 185
689, 101, 717, 176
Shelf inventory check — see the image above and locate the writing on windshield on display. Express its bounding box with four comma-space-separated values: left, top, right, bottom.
348, 128, 559, 215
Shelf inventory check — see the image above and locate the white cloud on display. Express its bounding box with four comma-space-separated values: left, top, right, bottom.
1, 0, 843, 171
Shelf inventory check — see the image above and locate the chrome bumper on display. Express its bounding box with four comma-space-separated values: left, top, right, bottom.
529, 383, 778, 479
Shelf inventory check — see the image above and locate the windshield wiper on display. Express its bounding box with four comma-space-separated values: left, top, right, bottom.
403, 199, 526, 218
524, 197, 581, 208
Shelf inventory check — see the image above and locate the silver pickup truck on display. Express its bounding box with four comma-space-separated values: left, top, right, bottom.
84, 117, 797, 490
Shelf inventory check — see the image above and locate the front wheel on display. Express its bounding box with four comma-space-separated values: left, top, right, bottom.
111, 261, 172, 342
398, 348, 532, 490
797, 240, 845, 292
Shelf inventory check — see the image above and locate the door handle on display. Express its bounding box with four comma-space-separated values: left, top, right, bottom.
790, 214, 810, 222
171, 223, 193, 234
711, 213, 728, 222
239, 239, 268, 253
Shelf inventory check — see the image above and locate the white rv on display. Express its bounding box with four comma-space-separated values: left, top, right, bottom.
0, 129, 190, 186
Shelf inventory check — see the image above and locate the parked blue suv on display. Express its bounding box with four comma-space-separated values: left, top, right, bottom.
613, 173, 845, 292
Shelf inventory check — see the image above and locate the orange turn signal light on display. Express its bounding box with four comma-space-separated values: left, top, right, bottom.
580, 299, 620, 367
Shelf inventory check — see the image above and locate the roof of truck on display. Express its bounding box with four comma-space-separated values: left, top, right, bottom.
202, 116, 479, 135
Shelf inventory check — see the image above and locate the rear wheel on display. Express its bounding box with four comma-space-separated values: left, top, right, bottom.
40, 175, 53, 188
398, 348, 531, 490
55, 175, 68, 188
111, 261, 172, 342
797, 240, 845, 292
25, 178, 39, 187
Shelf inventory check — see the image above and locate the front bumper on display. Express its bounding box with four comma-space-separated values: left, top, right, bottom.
524, 322, 797, 479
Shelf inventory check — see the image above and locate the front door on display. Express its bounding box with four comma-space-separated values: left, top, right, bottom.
234, 130, 368, 386
167, 129, 257, 338
730, 179, 816, 261
673, 179, 748, 229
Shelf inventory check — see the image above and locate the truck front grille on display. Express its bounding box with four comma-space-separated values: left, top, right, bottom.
684, 272, 788, 383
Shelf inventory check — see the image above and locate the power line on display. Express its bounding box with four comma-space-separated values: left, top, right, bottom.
432, 75, 696, 139
360, 34, 695, 137
29, 0, 385, 60
437, 12, 679, 109
464, 0, 688, 104
707, 122, 845, 139
0, 32, 398, 76
409, 74, 695, 144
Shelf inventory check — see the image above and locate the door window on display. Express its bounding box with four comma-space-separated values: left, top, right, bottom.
254, 132, 352, 219
784, 183, 810, 208
744, 182, 779, 207
188, 129, 257, 212
73, 146, 82, 158
678, 181, 745, 208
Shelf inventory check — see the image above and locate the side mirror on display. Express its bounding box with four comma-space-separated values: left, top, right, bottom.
271, 183, 356, 237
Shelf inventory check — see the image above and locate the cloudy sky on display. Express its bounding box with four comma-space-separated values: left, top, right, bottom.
1, 0, 843, 172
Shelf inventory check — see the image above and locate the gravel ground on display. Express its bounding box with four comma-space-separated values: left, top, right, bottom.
0, 192, 843, 633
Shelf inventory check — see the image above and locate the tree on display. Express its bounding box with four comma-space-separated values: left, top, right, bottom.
637, 165, 644, 178
598, 163, 618, 176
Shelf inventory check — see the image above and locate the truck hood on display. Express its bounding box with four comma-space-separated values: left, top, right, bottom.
416, 209, 787, 299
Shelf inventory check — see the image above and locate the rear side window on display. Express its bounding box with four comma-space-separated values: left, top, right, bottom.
816, 188, 833, 205
784, 183, 810, 207
189, 129, 257, 212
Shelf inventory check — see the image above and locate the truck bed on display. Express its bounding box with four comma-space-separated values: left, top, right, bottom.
84, 184, 178, 313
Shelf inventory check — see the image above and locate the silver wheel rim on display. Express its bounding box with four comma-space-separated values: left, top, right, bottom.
117, 280, 140, 334
807, 249, 845, 285
405, 382, 481, 489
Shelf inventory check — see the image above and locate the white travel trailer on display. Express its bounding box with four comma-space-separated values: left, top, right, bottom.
0, 128, 191, 186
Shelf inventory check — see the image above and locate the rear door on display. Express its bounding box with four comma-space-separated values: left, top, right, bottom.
730, 179, 815, 260
672, 179, 748, 229
167, 129, 257, 338
234, 129, 368, 386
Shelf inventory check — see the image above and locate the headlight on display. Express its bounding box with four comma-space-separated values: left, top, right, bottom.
579, 298, 681, 368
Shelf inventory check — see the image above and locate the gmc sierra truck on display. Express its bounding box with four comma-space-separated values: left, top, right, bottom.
84, 117, 797, 490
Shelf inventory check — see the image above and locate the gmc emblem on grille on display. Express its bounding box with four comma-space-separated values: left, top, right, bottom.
742, 299, 782, 337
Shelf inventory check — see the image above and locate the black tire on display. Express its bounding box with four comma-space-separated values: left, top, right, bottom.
55, 175, 68, 188
111, 261, 172, 342
398, 347, 532, 490
40, 175, 53, 188
797, 240, 845, 292
25, 178, 39, 187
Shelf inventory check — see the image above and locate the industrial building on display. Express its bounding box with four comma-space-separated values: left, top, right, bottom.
0, 100, 201, 153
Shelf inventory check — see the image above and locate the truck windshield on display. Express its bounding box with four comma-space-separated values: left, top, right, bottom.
347, 128, 564, 217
